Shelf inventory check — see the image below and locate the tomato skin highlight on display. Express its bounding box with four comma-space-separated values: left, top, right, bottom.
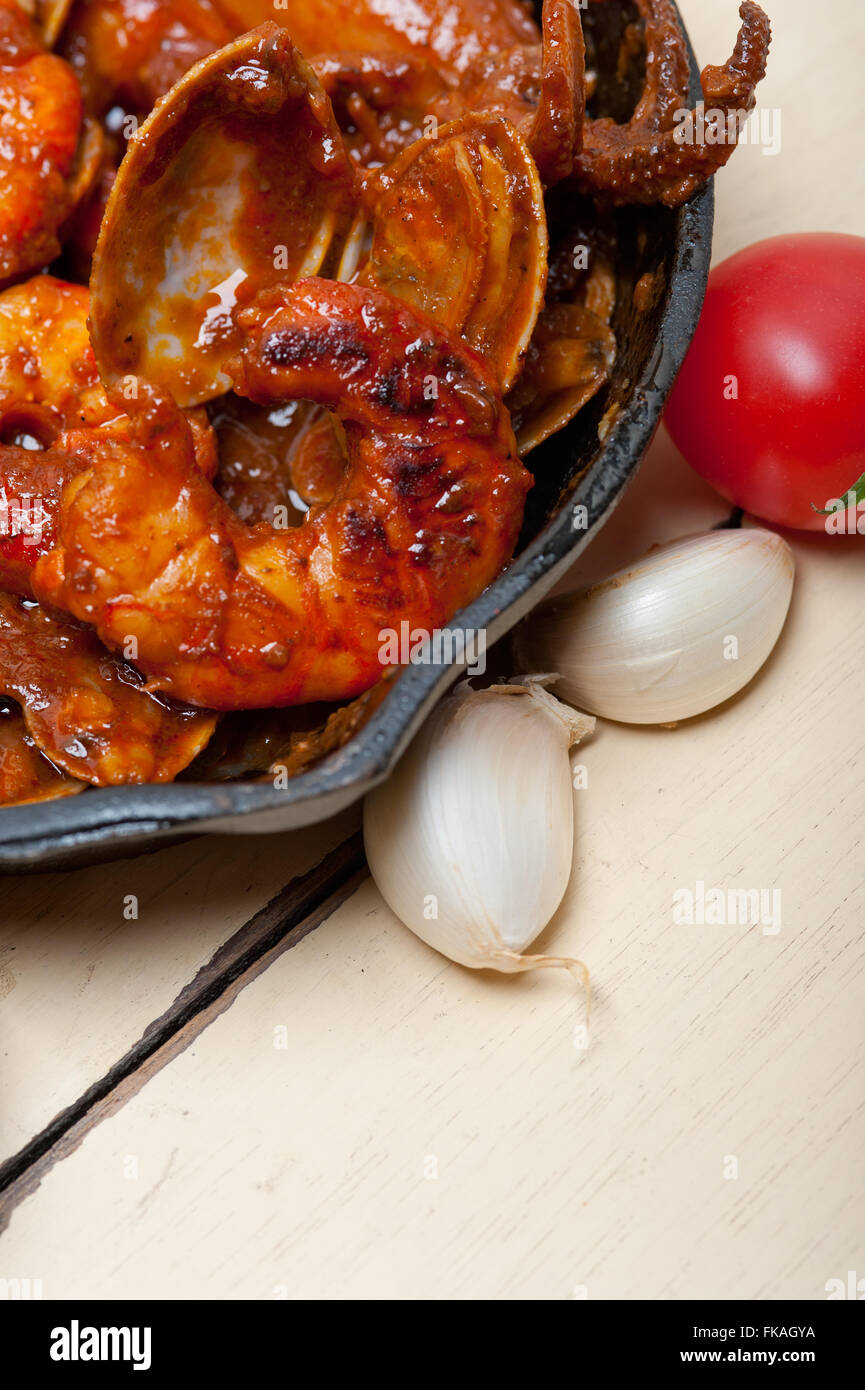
664, 233, 865, 531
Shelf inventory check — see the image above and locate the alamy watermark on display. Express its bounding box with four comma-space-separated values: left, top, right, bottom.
818, 490, 865, 534
0, 491, 45, 544
378, 621, 486, 675
673, 880, 781, 935
673, 103, 781, 157
0, 1276, 42, 1300
50, 1321, 151, 1371
825, 1270, 865, 1299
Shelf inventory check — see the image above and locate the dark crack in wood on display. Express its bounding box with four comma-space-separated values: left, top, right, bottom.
0, 832, 368, 1230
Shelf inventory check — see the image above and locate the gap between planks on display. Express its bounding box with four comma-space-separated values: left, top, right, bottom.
0, 832, 367, 1234
0, 505, 745, 1229
0, 511, 743, 1228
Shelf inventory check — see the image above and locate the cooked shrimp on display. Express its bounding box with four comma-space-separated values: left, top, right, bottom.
0, 426, 217, 598
0, 443, 82, 593
0, 592, 217, 784
211, 0, 539, 74
34, 279, 530, 710
0, 1, 84, 281
0, 275, 217, 463
0, 276, 217, 595
0, 276, 122, 439
59, 0, 233, 117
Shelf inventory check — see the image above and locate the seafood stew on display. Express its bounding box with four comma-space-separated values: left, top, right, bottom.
0, 0, 770, 867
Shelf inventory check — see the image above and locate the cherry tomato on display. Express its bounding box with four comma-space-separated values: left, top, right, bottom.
664, 233, 865, 531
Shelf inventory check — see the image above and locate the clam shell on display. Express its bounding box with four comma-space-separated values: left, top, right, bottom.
90, 24, 358, 407
363, 114, 547, 390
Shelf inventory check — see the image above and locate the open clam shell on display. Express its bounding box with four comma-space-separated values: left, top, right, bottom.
509, 301, 616, 454
0, 702, 84, 807
0, 595, 218, 786
211, 113, 549, 519
90, 23, 358, 407
362, 114, 547, 391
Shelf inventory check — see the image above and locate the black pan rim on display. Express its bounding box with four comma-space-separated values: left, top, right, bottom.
0, 5, 715, 870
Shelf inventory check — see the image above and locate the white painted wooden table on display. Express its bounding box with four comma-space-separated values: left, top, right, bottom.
1, 0, 863, 1301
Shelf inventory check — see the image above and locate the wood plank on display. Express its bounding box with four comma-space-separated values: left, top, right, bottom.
2, 0, 863, 1301
0, 809, 358, 1163
1, 532, 862, 1297
683, 0, 865, 263
0, 834, 366, 1216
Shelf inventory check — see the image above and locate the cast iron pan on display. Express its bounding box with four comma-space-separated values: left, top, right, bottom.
0, 2, 713, 871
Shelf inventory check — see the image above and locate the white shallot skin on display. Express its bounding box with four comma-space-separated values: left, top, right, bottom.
514, 529, 795, 724
363, 681, 593, 984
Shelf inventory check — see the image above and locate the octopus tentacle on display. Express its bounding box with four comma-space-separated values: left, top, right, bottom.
313, 51, 452, 166
525, 0, 587, 184
313, 0, 587, 186
576, 1, 771, 206
629, 0, 691, 131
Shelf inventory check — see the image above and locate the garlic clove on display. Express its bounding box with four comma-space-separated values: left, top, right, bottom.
363, 680, 593, 994
514, 529, 794, 724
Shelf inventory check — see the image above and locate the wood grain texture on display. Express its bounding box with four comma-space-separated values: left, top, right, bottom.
0, 810, 357, 1162
682, 0, 865, 262
1, 533, 862, 1299
1, 0, 863, 1301
0, 836, 367, 1232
